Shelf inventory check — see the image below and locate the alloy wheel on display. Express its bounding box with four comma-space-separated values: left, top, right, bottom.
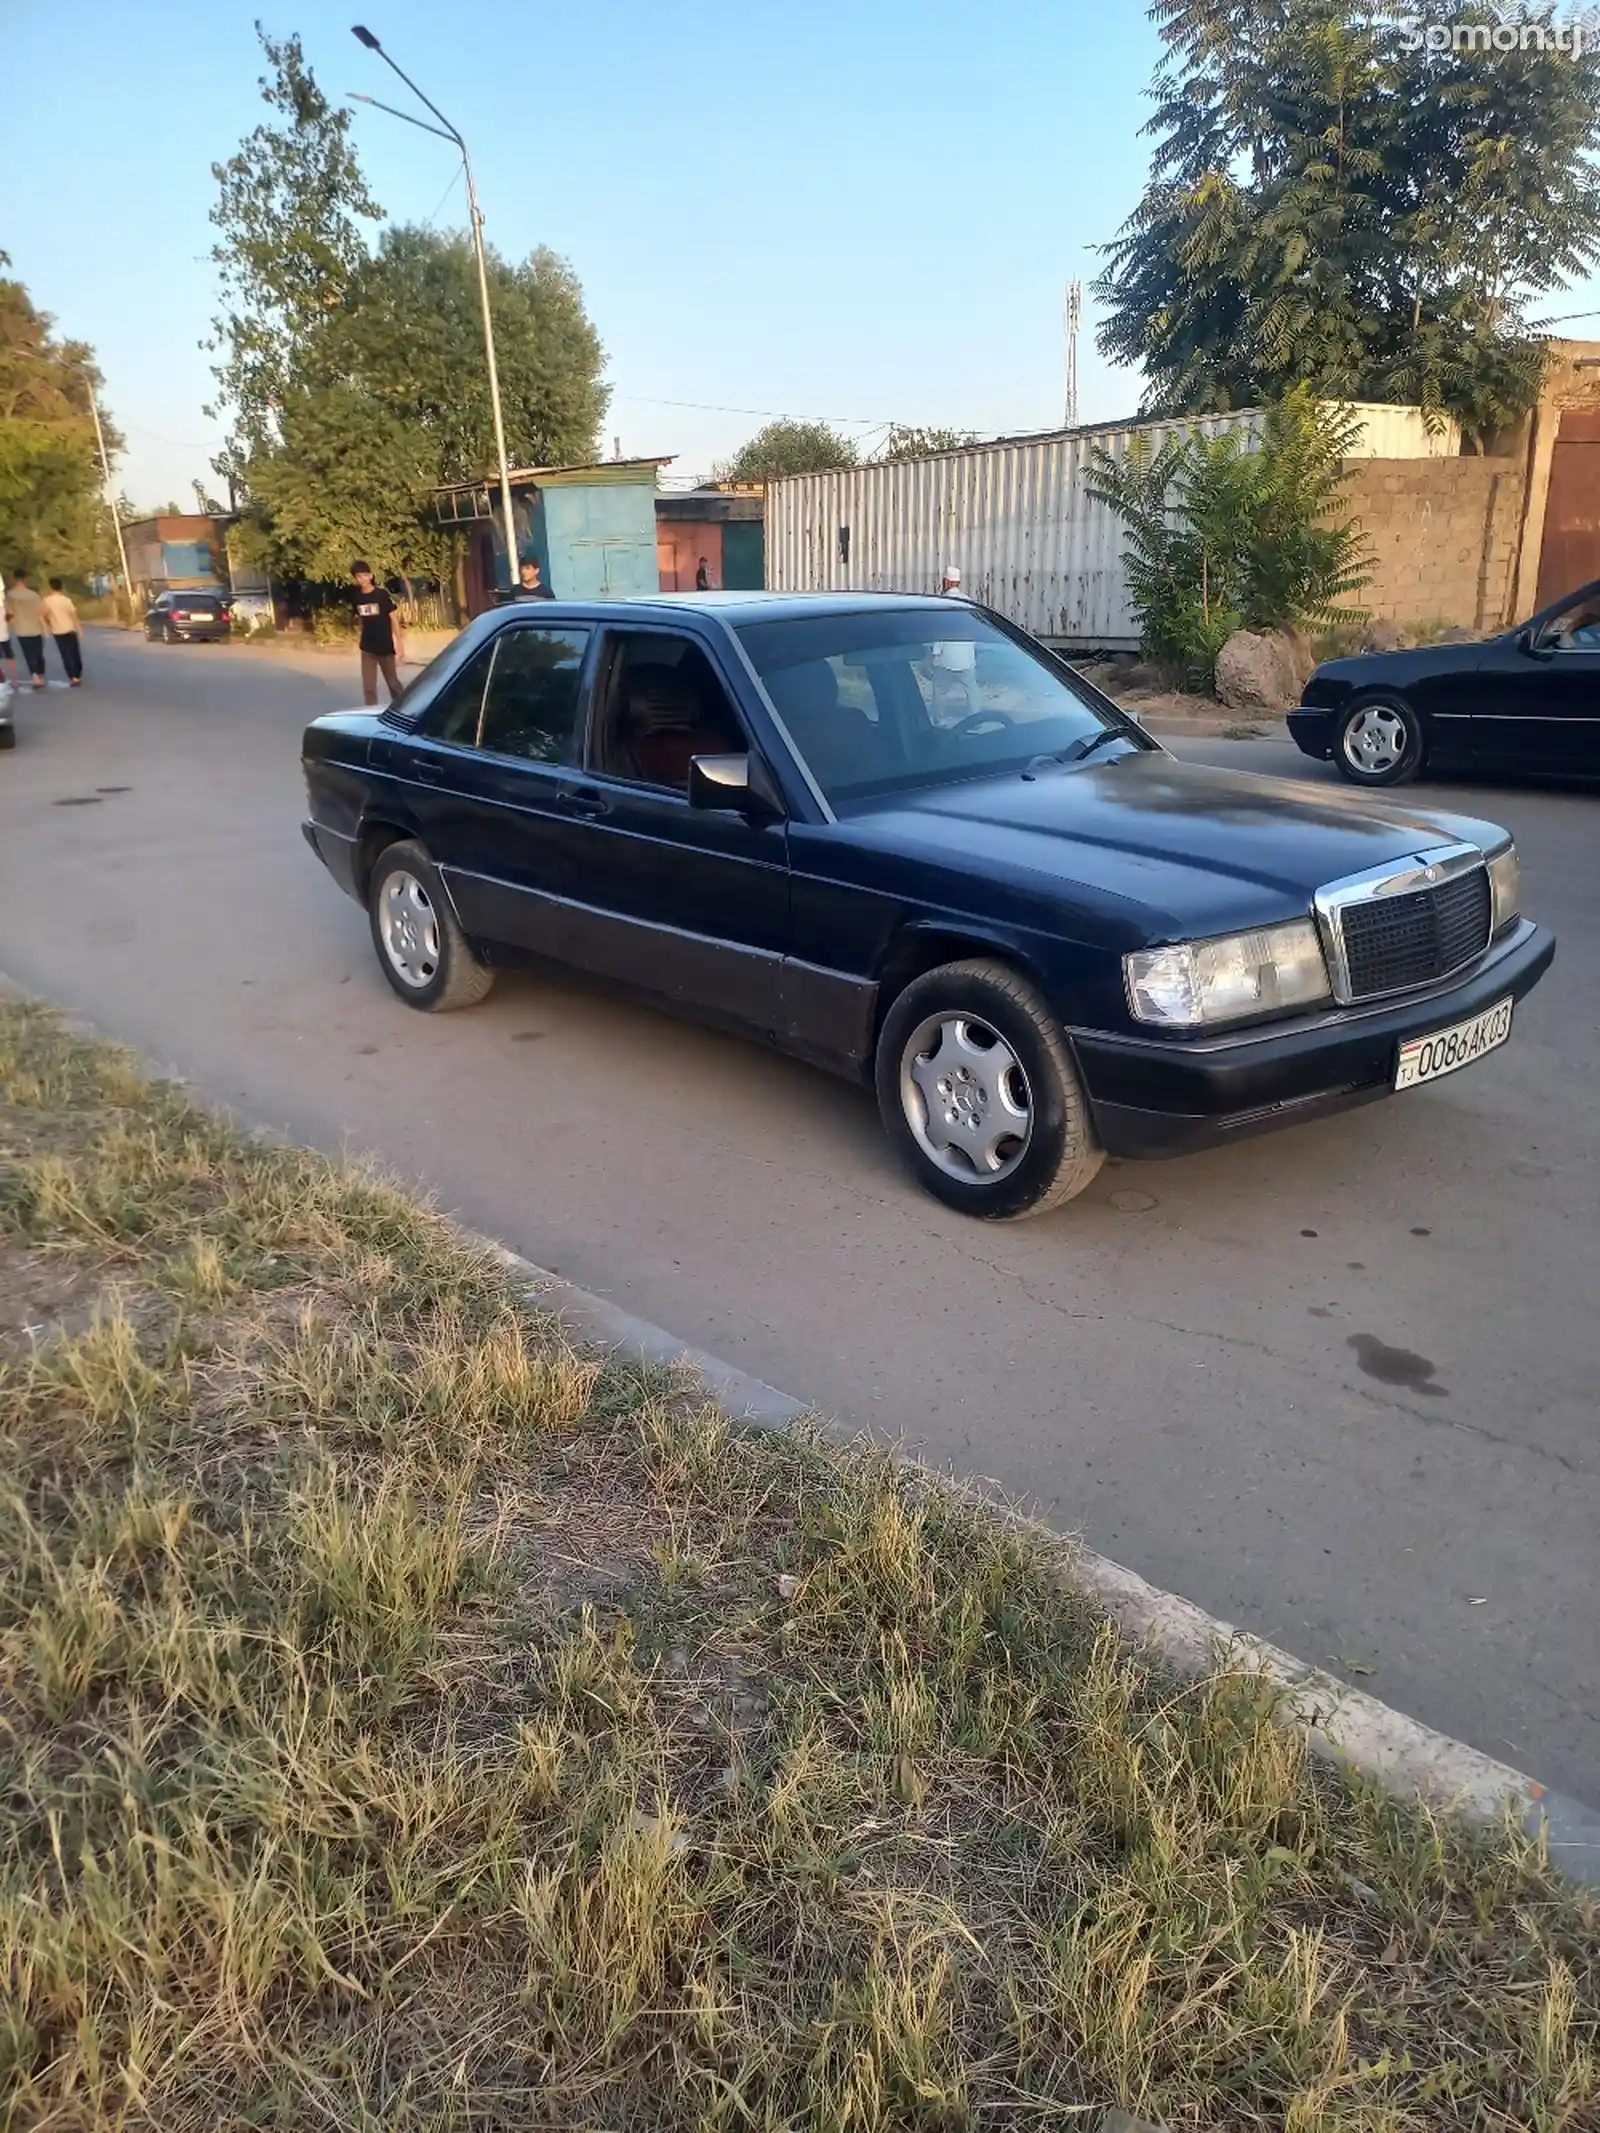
899, 1012, 1033, 1183
377, 869, 441, 988
1342, 703, 1409, 776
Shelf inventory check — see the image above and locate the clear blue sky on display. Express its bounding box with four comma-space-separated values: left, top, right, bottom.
4, 2, 1597, 510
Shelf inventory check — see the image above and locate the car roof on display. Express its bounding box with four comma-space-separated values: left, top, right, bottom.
570, 590, 965, 626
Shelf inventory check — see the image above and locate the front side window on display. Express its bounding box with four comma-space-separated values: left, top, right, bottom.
735, 608, 1139, 804
478, 625, 590, 762
589, 630, 747, 792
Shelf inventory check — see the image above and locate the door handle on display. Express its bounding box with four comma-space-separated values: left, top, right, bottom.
406, 757, 447, 786
555, 787, 610, 820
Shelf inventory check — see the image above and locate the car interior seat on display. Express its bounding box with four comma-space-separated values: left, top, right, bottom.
766, 660, 878, 787
621, 661, 738, 788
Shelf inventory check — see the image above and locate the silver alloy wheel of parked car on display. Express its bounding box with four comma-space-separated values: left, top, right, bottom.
899, 1011, 1033, 1183
1341, 701, 1410, 777
376, 868, 441, 989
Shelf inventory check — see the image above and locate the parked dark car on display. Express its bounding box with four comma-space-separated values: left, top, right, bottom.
145, 590, 231, 644
1290, 578, 1600, 787
302, 593, 1554, 1218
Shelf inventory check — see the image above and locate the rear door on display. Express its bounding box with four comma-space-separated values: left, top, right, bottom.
367, 621, 598, 951
546, 624, 791, 1035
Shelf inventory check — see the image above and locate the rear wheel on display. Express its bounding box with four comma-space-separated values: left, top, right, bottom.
367, 839, 494, 1012
875, 958, 1103, 1219
1335, 694, 1424, 786
0, 725, 14, 751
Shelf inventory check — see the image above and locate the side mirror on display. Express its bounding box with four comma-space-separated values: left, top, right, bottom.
688, 751, 783, 818
1519, 626, 1556, 661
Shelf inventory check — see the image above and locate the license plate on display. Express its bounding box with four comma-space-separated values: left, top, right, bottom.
1395, 997, 1513, 1090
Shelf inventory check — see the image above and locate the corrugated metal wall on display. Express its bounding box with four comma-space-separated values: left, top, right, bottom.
766, 402, 1455, 648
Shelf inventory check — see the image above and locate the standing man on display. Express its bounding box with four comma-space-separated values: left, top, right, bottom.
695, 555, 711, 591
41, 578, 84, 686
515, 556, 555, 600
349, 562, 406, 705
932, 562, 980, 724
5, 569, 47, 690
0, 618, 17, 695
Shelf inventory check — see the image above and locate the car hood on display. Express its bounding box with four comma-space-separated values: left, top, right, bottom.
843, 751, 1507, 939
1306, 640, 1493, 691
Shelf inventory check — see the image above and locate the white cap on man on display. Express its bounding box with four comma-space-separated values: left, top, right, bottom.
941, 563, 962, 592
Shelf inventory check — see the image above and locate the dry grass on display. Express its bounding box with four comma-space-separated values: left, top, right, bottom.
0, 999, 1594, 2132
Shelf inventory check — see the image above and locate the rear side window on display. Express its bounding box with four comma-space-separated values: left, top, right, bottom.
479, 626, 590, 763
418, 645, 494, 745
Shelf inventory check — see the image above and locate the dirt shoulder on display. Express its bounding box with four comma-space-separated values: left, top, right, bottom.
0, 999, 1593, 2130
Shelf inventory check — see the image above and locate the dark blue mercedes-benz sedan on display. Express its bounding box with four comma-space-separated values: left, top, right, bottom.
302, 592, 1554, 1219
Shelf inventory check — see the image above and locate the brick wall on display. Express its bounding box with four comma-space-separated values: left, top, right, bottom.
1338, 456, 1525, 634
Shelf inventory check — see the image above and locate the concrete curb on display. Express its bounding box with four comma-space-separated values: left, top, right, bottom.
482, 1235, 1600, 1891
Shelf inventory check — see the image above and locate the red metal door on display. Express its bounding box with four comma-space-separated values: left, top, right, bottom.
1536, 408, 1600, 609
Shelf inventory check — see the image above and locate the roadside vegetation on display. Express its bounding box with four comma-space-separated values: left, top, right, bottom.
0, 999, 1595, 2131
1086, 389, 1371, 692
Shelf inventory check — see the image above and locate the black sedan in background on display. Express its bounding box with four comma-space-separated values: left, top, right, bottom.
303, 593, 1553, 1218
1291, 578, 1600, 786
144, 591, 231, 643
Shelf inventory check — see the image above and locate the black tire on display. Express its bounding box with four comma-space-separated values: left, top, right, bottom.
367, 839, 494, 1012
875, 958, 1103, 1219
162, 622, 176, 645
0, 725, 14, 752
1334, 693, 1425, 787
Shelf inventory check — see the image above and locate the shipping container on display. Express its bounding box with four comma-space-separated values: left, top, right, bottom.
766, 403, 1455, 649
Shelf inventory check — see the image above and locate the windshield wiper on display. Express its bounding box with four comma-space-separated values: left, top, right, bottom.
1063, 726, 1133, 765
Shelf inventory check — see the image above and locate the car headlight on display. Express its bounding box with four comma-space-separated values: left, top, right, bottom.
1487, 842, 1519, 936
1125, 921, 1332, 1029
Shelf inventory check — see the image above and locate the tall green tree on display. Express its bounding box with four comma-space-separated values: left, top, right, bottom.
719, 420, 858, 483
206, 23, 384, 475
0, 259, 118, 579
211, 34, 609, 583
242, 229, 609, 581
1097, 1, 1600, 441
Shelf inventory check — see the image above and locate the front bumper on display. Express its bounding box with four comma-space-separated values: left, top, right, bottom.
1073, 918, 1554, 1158
1287, 703, 1338, 759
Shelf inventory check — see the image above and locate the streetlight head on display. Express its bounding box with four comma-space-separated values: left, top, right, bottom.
351, 24, 381, 48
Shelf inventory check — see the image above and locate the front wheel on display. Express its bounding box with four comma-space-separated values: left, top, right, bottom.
1335, 695, 1424, 786
368, 839, 494, 1011
875, 958, 1103, 1219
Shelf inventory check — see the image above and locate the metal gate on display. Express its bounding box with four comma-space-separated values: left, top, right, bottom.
1536, 408, 1600, 609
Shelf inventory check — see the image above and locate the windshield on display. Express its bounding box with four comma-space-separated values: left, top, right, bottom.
734, 607, 1139, 804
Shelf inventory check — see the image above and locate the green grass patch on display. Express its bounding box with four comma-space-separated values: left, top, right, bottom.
0, 1000, 1594, 2129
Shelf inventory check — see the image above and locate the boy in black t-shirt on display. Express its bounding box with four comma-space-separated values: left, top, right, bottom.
350, 562, 407, 704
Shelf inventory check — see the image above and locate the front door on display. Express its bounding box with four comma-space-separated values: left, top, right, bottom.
1469, 587, 1600, 775
550, 625, 791, 1037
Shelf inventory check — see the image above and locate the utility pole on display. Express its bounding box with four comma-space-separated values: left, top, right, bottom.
351, 28, 519, 592
88, 383, 136, 622
1064, 280, 1082, 432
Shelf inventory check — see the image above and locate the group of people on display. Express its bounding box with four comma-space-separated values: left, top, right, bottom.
1, 567, 84, 693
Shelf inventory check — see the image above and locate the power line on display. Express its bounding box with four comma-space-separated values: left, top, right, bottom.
612, 391, 901, 428
421, 163, 464, 231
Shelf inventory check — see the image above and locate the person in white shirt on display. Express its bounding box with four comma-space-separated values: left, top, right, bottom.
932, 563, 980, 724
5, 569, 46, 688
40, 579, 84, 686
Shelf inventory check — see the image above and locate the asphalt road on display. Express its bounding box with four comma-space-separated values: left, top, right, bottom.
4, 629, 1596, 1801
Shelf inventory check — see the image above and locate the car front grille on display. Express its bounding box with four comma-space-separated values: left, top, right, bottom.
1337, 866, 1491, 1000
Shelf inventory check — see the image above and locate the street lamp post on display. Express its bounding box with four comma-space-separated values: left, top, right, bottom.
87, 382, 137, 622
350, 26, 520, 593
